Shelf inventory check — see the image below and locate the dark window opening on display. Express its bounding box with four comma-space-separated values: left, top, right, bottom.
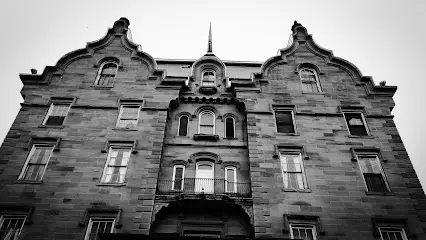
344, 112, 368, 136
275, 111, 295, 133
178, 116, 189, 136
364, 173, 388, 192
225, 117, 235, 138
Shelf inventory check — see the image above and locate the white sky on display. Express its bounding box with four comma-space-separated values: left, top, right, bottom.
1, 0, 425, 190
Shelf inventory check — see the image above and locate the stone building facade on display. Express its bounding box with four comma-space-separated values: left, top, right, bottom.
0, 17, 425, 240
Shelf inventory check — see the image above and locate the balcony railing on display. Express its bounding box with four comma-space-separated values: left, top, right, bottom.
157, 178, 251, 197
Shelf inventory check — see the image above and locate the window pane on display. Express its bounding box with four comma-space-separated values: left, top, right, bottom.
345, 113, 368, 136
275, 111, 294, 133
198, 164, 213, 170
29, 147, 52, 164
200, 126, 214, 134
291, 226, 315, 240
121, 107, 139, 119
302, 82, 319, 93
364, 173, 388, 192
51, 105, 69, 116
87, 219, 115, 239
178, 116, 189, 136
226, 169, 235, 182
358, 156, 381, 173
45, 116, 65, 125
200, 112, 214, 125
173, 167, 184, 190
102, 148, 130, 183
102, 63, 117, 75
24, 164, 45, 181
0, 216, 25, 239
225, 118, 235, 138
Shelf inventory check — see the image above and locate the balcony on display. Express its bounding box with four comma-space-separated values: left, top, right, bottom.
157, 178, 251, 197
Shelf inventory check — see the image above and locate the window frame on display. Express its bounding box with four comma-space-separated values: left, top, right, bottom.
224, 116, 236, 139
289, 223, 317, 240
273, 109, 296, 134
94, 61, 119, 86
224, 166, 237, 193
18, 144, 54, 182
42, 102, 71, 126
299, 67, 322, 93
279, 151, 308, 190
198, 110, 215, 135
378, 227, 408, 240
172, 165, 185, 191
177, 115, 189, 137
356, 154, 390, 193
100, 147, 132, 184
201, 69, 216, 87
84, 217, 116, 240
342, 111, 370, 136
116, 105, 141, 129
0, 215, 27, 239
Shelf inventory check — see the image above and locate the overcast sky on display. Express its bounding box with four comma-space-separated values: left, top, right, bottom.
1, 0, 425, 190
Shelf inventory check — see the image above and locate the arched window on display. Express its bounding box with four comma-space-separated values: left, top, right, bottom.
299, 68, 321, 93
225, 166, 237, 193
224, 117, 235, 138
95, 61, 118, 86
199, 110, 215, 134
172, 165, 185, 191
178, 115, 189, 136
201, 70, 216, 87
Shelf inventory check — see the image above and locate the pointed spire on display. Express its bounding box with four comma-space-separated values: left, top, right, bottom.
207, 22, 213, 53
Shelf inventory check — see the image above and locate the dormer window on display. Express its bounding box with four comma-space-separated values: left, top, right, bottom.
300, 68, 321, 93
95, 61, 118, 86
201, 70, 216, 87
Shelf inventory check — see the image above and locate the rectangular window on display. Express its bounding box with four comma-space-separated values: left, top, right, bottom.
290, 224, 317, 240
280, 153, 308, 190
225, 167, 237, 193
18, 145, 54, 181
84, 218, 115, 240
357, 155, 389, 192
343, 112, 369, 136
379, 227, 408, 240
116, 105, 140, 129
275, 111, 295, 133
0, 215, 26, 239
101, 148, 131, 184
172, 165, 185, 191
43, 103, 70, 126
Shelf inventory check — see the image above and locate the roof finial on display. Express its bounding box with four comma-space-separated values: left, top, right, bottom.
207, 22, 213, 53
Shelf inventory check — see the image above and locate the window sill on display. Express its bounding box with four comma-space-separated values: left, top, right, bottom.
38, 125, 64, 129
283, 188, 311, 193
112, 128, 138, 131
348, 135, 374, 139
302, 92, 325, 95
365, 191, 395, 196
276, 132, 300, 136
90, 85, 114, 89
223, 137, 237, 140
14, 180, 43, 184
193, 134, 219, 141
199, 86, 217, 95
96, 183, 126, 187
